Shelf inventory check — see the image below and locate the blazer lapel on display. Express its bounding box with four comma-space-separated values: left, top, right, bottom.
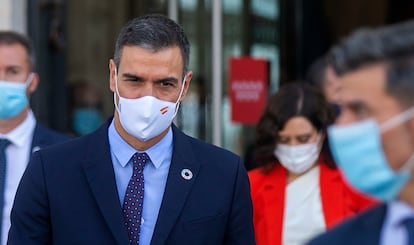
30, 124, 45, 154
256, 165, 286, 245
81, 120, 130, 245
319, 163, 344, 228
357, 204, 386, 244
150, 125, 200, 244
30, 123, 70, 155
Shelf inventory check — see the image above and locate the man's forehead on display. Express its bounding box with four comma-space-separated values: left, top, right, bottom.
339, 64, 386, 96
336, 63, 403, 121
0, 43, 29, 63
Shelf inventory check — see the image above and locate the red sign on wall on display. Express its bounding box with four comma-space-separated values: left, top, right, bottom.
229, 57, 269, 125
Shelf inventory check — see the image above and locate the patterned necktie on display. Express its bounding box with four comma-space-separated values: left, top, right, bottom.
122, 152, 149, 245
0, 139, 10, 242
402, 217, 414, 245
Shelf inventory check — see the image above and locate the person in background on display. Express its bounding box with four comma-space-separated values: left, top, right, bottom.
306, 55, 341, 104
306, 55, 341, 117
0, 31, 69, 245
248, 82, 377, 245
8, 14, 255, 245
68, 81, 104, 136
307, 19, 414, 245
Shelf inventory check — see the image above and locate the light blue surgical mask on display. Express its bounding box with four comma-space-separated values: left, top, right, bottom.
72, 108, 103, 136
0, 74, 32, 119
328, 107, 414, 201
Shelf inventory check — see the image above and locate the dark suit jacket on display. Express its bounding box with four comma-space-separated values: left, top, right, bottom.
31, 123, 70, 155
306, 204, 386, 245
8, 119, 255, 245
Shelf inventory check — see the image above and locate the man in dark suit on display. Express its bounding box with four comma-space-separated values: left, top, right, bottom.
306, 20, 414, 245
8, 14, 255, 245
0, 31, 69, 245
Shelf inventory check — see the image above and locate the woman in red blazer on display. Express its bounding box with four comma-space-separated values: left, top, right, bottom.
248, 82, 377, 245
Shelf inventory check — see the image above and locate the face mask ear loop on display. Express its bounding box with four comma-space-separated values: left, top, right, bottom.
173, 75, 187, 117
25, 73, 34, 87
400, 152, 414, 173
380, 107, 414, 133
113, 66, 122, 113
379, 106, 414, 173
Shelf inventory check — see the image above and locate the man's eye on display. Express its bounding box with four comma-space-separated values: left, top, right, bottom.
160, 81, 174, 87
125, 77, 139, 82
278, 138, 289, 144
354, 107, 369, 118
7, 68, 19, 75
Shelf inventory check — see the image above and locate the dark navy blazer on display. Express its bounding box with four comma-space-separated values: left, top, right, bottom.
8, 119, 255, 245
306, 204, 386, 245
31, 123, 70, 155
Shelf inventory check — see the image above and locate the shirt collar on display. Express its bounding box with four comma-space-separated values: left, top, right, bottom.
387, 200, 414, 228
0, 110, 36, 147
108, 119, 173, 169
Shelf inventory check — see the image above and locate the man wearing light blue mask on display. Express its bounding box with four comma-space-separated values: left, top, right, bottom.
68, 81, 104, 136
307, 20, 414, 245
0, 31, 69, 245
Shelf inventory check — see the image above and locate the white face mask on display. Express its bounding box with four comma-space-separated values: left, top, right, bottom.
113, 67, 186, 141
274, 136, 321, 174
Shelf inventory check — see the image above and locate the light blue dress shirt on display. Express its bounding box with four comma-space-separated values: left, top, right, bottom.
381, 201, 414, 245
108, 120, 172, 245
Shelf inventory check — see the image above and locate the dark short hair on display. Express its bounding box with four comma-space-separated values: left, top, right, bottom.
114, 14, 190, 77
0, 31, 36, 70
254, 82, 336, 171
386, 56, 414, 108
329, 20, 414, 108
329, 20, 414, 75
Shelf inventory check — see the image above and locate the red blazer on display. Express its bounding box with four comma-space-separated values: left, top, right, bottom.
248, 160, 378, 245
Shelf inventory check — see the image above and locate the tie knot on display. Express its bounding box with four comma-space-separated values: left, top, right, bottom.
131, 152, 149, 172
0, 139, 11, 151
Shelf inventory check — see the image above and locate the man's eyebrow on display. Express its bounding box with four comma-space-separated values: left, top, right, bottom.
6, 65, 22, 70
346, 100, 366, 111
121, 74, 180, 84
154, 77, 179, 84
122, 73, 144, 81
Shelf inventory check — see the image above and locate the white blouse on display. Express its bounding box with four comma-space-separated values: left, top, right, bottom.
282, 166, 326, 245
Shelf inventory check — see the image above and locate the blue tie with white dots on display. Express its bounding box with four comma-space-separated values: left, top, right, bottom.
122, 152, 149, 245
0, 139, 10, 243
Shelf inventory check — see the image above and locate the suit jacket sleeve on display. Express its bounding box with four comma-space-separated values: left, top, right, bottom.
223, 158, 256, 244
8, 151, 52, 245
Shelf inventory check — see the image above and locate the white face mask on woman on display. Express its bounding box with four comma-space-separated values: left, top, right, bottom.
113, 67, 186, 141
274, 135, 321, 174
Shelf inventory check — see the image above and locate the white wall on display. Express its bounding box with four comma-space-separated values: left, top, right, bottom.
0, 0, 27, 33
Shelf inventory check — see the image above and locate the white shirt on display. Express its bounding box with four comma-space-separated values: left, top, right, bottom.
381, 201, 414, 245
283, 166, 326, 245
0, 110, 35, 245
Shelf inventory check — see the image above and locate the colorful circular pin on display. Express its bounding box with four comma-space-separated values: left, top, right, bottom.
181, 169, 193, 180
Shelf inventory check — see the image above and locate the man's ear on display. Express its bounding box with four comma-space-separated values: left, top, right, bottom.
109, 59, 116, 93
180, 70, 193, 102
409, 117, 414, 137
